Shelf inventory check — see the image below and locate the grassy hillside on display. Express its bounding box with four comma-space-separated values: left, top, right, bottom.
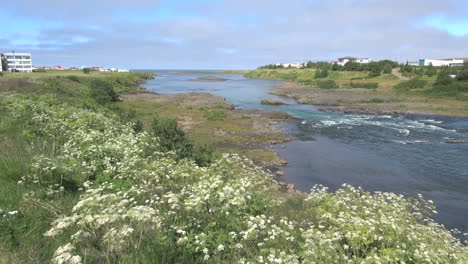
0, 72, 467, 263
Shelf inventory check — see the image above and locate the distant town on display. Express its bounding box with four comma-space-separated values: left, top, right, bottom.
0, 51, 129, 73
262, 56, 468, 69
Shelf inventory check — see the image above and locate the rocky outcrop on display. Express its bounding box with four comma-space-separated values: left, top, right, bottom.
261, 98, 288, 105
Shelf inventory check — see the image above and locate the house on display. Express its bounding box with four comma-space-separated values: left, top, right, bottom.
3, 52, 33, 72
275, 63, 303, 69
418, 58, 464, 67
408, 62, 419, 66
117, 69, 130, 72
335, 57, 371, 66
69, 67, 78, 70
53, 65, 63, 70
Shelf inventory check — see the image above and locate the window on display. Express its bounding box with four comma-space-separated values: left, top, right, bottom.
15, 56, 21, 59
23, 56, 31, 59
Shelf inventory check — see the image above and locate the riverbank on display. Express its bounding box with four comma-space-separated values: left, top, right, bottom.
119, 90, 294, 167
1, 70, 467, 263
246, 69, 468, 117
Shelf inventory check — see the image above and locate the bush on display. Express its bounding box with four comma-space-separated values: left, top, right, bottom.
435, 70, 454, 86
457, 69, 468, 81
314, 69, 329, 79
317, 80, 338, 89
82, 68, 91, 74
349, 82, 378, 89
89, 79, 119, 105
149, 117, 213, 166
32, 68, 46, 73
393, 79, 428, 92
383, 64, 392, 74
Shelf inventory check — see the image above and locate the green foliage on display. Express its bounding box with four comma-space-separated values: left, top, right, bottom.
349, 82, 379, 89
82, 68, 91, 74
316, 80, 338, 89
204, 110, 227, 121
393, 79, 428, 92
314, 69, 329, 79
149, 117, 213, 166
383, 64, 392, 74
457, 68, 468, 81
65, 75, 80, 82
1, 73, 467, 263
32, 68, 47, 73
89, 79, 119, 105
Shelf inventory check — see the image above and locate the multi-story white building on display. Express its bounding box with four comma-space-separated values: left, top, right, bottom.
336, 57, 371, 66
418, 58, 465, 67
4, 52, 33, 72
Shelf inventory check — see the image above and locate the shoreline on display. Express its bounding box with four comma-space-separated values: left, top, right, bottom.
271, 81, 468, 117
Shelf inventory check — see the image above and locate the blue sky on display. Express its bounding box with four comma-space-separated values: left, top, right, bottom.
1, 0, 468, 69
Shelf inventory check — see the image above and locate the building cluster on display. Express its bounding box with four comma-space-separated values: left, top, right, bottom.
1, 51, 129, 73
333, 57, 371, 66
408, 58, 468, 67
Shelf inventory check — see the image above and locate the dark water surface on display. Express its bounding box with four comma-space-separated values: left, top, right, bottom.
140, 70, 468, 232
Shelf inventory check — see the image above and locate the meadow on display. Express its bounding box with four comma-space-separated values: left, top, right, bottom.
0, 71, 467, 263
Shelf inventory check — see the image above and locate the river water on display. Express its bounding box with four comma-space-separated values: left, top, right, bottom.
140, 70, 468, 233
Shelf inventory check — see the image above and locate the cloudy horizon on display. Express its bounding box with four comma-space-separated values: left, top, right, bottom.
2, 0, 468, 69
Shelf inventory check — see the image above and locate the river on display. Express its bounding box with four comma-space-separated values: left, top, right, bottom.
140, 70, 468, 233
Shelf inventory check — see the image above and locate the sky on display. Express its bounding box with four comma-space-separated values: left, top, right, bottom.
1, 0, 468, 69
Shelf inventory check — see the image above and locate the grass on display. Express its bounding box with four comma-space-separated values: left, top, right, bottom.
1, 71, 467, 263
117, 99, 289, 161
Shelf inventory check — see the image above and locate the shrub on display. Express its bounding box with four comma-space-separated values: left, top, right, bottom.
457, 69, 468, 81
149, 117, 213, 166
33, 68, 46, 73
82, 68, 91, 74
89, 79, 119, 105
314, 69, 329, 79
316, 80, 338, 89
383, 64, 392, 74
435, 70, 454, 86
349, 82, 378, 89
393, 79, 428, 92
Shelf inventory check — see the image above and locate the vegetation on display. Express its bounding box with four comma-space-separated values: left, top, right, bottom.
393, 79, 428, 92
316, 80, 338, 89
32, 68, 47, 73
349, 82, 379, 89
82, 68, 91, 74
0, 72, 467, 263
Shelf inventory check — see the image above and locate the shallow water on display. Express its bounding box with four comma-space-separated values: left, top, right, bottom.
141, 70, 468, 232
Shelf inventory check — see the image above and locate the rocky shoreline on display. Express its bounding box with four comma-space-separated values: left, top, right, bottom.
271, 81, 468, 117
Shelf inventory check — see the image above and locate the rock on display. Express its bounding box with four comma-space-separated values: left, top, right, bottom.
278, 181, 287, 187
287, 183, 295, 190
261, 98, 288, 105
276, 170, 284, 176
446, 140, 468, 144
279, 159, 288, 166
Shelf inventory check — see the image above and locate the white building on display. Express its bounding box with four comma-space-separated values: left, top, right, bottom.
276, 63, 303, 69
336, 57, 371, 66
418, 58, 464, 67
4, 52, 33, 72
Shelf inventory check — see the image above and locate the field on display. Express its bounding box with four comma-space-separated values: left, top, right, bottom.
0, 71, 467, 263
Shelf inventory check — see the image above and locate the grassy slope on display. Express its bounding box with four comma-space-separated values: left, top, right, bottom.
245, 69, 468, 116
